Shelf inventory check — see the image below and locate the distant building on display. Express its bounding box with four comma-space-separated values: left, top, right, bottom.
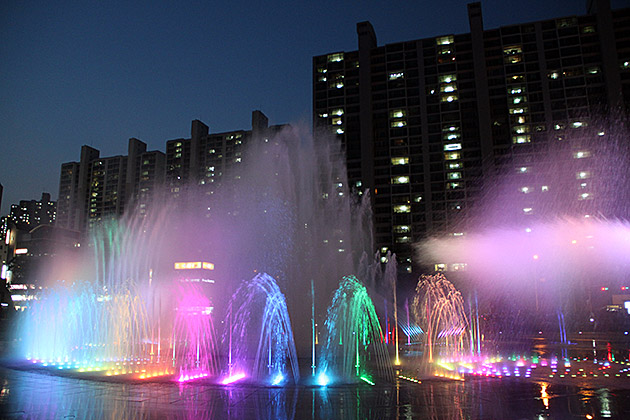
165, 111, 287, 204
9, 193, 56, 229
313, 0, 630, 273
56, 139, 166, 232
58, 110, 285, 232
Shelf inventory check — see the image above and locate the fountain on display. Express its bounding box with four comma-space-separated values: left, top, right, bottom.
317, 275, 393, 385
10, 126, 394, 387
224, 273, 299, 385
412, 273, 468, 365
173, 284, 219, 382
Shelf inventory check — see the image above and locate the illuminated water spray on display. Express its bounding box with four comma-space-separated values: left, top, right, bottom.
224, 273, 299, 385
412, 273, 468, 363
318, 275, 393, 384
173, 285, 219, 382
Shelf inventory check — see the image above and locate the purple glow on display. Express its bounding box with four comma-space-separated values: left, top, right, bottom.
177, 372, 210, 383
221, 373, 246, 385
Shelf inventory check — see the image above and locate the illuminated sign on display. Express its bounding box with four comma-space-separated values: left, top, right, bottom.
174, 262, 215, 270
15, 248, 28, 255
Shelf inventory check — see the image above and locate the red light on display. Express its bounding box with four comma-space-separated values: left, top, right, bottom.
601, 287, 609, 291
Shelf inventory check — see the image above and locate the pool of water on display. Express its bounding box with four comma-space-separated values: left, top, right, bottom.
1, 366, 629, 419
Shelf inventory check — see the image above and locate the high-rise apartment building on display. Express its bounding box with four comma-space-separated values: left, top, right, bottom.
313, 0, 629, 273
166, 110, 286, 203
57, 139, 165, 232
58, 111, 284, 232
8, 193, 56, 229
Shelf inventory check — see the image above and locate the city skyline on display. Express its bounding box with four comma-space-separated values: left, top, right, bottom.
1, 0, 626, 214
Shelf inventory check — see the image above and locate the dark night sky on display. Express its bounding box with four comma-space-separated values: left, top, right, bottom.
1, 0, 625, 215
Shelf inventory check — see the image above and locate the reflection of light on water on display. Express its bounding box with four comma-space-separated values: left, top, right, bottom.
598, 389, 612, 418
540, 383, 549, 409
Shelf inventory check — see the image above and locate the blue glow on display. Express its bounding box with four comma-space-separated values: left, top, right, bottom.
317, 372, 330, 386
271, 373, 284, 386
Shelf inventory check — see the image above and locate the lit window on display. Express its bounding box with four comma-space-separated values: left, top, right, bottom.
451, 263, 467, 271
444, 143, 462, 151
571, 121, 586, 128
448, 162, 462, 169
503, 45, 523, 63
392, 176, 410, 184
574, 151, 590, 159
541, 185, 549, 192
447, 182, 462, 189
389, 72, 404, 80
435, 263, 446, 272
391, 121, 407, 128
582, 25, 596, 34
395, 236, 411, 243
317, 67, 327, 73
513, 135, 531, 144
509, 86, 525, 94
441, 84, 456, 93
439, 74, 457, 83
554, 123, 565, 130
319, 113, 328, 118
436, 35, 454, 45
390, 109, 406, 118
510, 107, 528, 114
520, 186, 530, 193
394, 225, 410, 233
512, 96, 525, 104
448, 172, 462, 180
517, 115, 527, 124
332, 117, 342, 125
391, 157, 409, 165
577, 171, 590, 179
444, 152, 461, 160
587, 66, 600, 74
336, 128, 344, 134
414, 195, 423, 202
318, 75, 327, 82
622, 61, 630, 70
393, 205, 411, 213
327, 53, 344, 62
441, 94, 458, 102
331, 108, 344, 116
523, 207, 533, 214
514, 125, 529, 134
579, 192, 592, 200
548, 71, 560, 79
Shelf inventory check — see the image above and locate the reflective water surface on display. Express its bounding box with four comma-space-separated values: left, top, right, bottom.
1, 367, 629, 419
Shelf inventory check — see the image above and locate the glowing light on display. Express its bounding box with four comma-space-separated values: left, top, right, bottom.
316, 372, 330, 386
174, 262, 214, 270
15, 248, 28, 255
359, 375, 375, 386
271, 374, 284, 386
221, 373, 245, 385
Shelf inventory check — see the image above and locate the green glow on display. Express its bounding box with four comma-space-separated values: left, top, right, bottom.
360, 375, 375, 386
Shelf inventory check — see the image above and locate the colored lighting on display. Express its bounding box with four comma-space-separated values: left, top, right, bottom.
221, 373, 245, 385
174, 261, 214, 270
316, 373, 330, 387
359, 375, 375, 386
271, 374, 284, 386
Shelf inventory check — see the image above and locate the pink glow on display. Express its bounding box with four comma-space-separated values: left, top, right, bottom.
177, 372, 210, 383
221, 373, 246, 385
